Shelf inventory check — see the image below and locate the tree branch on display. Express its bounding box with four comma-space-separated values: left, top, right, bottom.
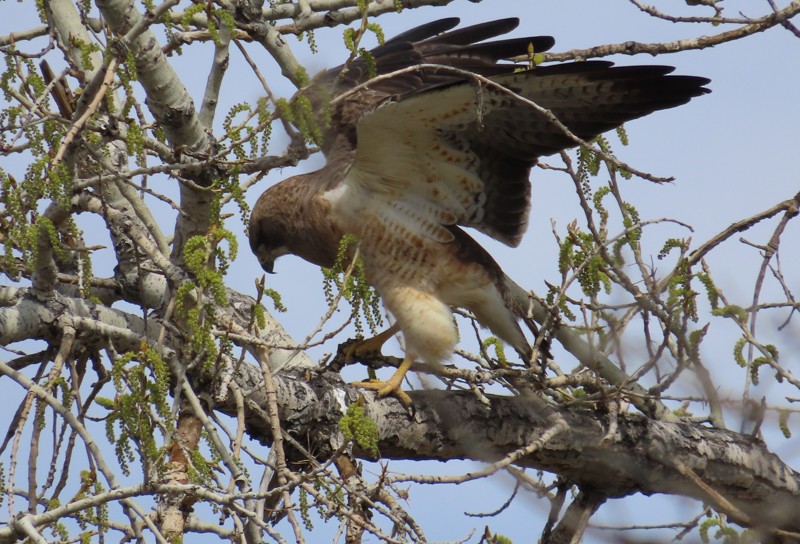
536, 2, 800, 63
95, 0, 219, 260
206, 365, 800, 534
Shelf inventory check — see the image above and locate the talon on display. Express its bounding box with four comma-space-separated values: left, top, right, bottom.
352, 355, 415, 406
344, 324, 400, 363
353, 379, 413, 406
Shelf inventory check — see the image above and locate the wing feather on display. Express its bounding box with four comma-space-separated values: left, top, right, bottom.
313, 19, 709, 247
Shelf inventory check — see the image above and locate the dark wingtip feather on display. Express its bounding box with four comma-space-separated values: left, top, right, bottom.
385, 17, 461, 44
453, 36, 556, 60
424, 18, 521, 45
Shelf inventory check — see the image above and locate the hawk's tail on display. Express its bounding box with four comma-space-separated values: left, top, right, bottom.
503, 275, 551, 369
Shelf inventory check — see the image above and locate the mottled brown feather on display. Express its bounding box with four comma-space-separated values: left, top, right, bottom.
249, 18, 710, 367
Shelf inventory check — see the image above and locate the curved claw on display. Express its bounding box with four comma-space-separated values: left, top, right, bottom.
344, 324, 400, 363
353, 379, 413, 406
352, 356, 414, 406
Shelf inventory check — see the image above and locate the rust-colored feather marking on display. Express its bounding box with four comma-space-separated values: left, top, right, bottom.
248, 18, 710, 397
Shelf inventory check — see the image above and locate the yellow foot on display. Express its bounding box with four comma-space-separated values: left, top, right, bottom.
352, 378, 413, 406
352, 355, 414, 406
344, 324, 400, 363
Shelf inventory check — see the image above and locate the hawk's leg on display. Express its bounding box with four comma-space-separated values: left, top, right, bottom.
352, 357, 414, 406
344, 324, 400, 362
347, 324, 413, 404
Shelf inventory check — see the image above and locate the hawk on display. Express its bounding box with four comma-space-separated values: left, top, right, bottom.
249, 18, 709, 401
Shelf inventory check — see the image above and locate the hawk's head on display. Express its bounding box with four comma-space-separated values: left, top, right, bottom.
248, 174, 343, 273
248, 221, 288, 275
248, 184, 294, 274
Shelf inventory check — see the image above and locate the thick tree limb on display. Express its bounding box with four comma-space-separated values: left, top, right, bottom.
0, 286, 312, 371
95, 0, 219, 261
206, 364, 800, 534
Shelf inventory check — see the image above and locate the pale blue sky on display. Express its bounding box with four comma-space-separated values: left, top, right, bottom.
222, 2, 800, 540
2, 1, 799, 542
224, 3, 800, 540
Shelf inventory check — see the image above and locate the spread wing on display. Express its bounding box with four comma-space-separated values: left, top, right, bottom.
308, 18, 554, 158
310, 18, 710, 247
347, 61, 710, 246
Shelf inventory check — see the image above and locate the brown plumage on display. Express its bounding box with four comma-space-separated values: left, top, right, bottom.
249, 18, 710, 399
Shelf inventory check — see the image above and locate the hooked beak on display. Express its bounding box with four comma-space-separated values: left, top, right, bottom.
254, 244, 287, 275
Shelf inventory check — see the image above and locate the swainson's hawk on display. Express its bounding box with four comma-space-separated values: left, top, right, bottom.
249, 18, 709, 401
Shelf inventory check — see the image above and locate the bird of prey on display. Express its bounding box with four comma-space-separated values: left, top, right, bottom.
249, 17, 709, 402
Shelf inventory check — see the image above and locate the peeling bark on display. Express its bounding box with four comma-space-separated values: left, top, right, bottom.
206, 364, 800, 534
3, 1, 800, 541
